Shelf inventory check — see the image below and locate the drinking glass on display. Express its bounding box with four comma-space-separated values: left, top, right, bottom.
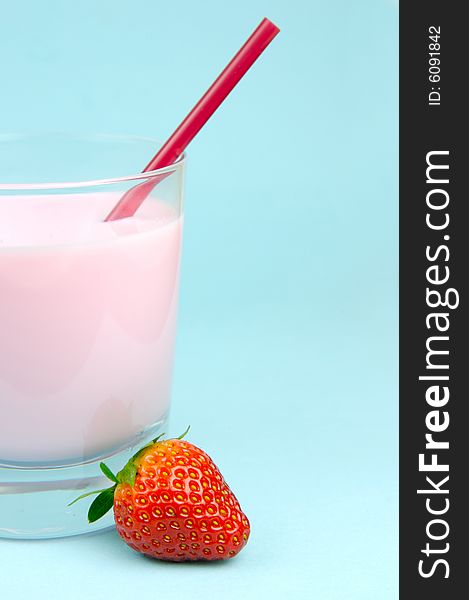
0, 133, 185, 538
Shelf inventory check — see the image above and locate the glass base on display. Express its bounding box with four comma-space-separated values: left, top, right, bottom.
0, 417, 167, 539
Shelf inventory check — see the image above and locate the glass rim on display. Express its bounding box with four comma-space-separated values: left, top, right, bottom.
0, 132, 186, 191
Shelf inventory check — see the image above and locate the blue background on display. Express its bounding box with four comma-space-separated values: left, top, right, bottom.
0, 0, 398, 598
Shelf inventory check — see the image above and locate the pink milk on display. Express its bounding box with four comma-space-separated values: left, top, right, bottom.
0, 193, 182, 463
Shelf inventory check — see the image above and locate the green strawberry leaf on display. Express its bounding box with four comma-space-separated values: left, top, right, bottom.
67, 487, 113, 507
88, 487, 116, 523
116, 435, 167, 486
100, 462, 118, 483
176, 425, 190, 440
117, 461, 138, 487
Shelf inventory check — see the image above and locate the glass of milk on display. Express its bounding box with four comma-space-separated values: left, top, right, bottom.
0, 133, 185, 538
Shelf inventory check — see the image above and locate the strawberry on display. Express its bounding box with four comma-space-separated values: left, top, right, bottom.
71, 429, 250, 561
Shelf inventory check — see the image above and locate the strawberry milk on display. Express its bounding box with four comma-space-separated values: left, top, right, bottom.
0, 193, 182, 463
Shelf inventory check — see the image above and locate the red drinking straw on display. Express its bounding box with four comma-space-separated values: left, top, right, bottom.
105, 17, 280, 221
